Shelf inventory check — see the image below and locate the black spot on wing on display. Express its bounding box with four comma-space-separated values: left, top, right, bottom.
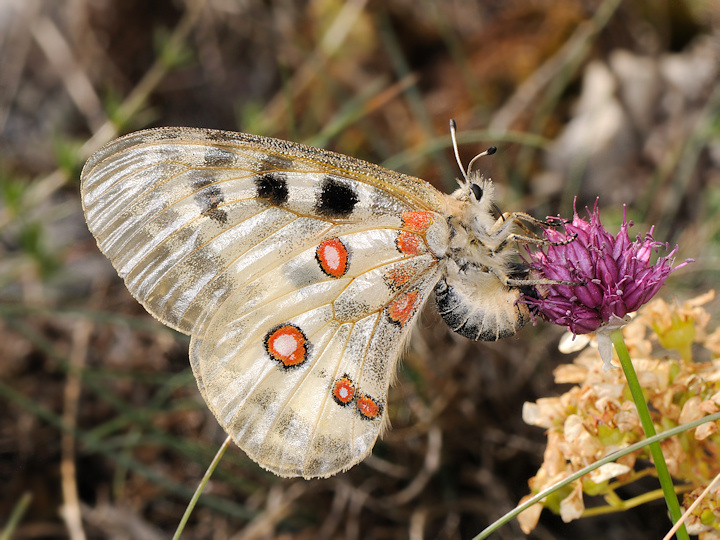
255, 172, 289, 206
195, 184, 229, 225
204, 146, 237, 167
315, 177, 358, 218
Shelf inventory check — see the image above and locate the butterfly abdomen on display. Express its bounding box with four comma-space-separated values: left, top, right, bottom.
434, 270, 530, 341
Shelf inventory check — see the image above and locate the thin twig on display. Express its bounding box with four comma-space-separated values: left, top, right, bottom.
5, 0, 210, 233
0, 492, 32, 540
663, 472, 720, 540
79, 0, 209, 158
32, 15, 106, 132
230, 482, 310, 540
59, 321, 93, 540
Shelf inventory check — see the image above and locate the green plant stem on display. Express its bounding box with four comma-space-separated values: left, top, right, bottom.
172, 435, 233, 540
610, 329, 689, 540
0, 492, 32, 540
582, 486, 692, 517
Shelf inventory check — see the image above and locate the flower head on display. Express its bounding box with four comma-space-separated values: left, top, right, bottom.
523, 200, 692, 336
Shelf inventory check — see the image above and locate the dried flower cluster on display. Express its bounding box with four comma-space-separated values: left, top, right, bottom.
519, 292, 720, 537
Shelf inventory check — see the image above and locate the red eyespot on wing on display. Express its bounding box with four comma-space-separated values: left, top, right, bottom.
396, 231, 424, 255
332, 375, 355, 406
387, 289, 421, 327
401, 211, 435, 233
316, 238, 349, 277
264, 324, 308, 368
356, 394, 382, 419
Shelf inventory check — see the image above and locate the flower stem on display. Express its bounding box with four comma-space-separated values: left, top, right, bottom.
610, 329, 689, 540
172, 435, 233, 540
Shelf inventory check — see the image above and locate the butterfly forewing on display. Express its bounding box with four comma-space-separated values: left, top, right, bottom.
81, 128, 446, 335
81, 127, 450, 477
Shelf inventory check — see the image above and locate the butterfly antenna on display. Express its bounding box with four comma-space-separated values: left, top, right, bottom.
449, 119, 468, 185
449, 120, 498, 184
466, 145, 497, 179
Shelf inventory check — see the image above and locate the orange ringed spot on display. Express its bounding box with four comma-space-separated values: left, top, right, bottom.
316, 238, 349, 278
401, 211, 434, 233
396, 231, 424, 255
264, 324, 308, 368
388, 289, 420, 327
332, 375, 355, 406
384, 264, 415, 291
356, 394, 382, 420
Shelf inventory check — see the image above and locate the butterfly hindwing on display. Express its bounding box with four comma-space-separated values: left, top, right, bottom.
189, 223, 442, 477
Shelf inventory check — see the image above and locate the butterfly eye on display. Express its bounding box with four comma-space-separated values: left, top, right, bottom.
471, 184, 483, 201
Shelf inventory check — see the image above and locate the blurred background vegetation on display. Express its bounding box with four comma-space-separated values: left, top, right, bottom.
1, 0, 718, 538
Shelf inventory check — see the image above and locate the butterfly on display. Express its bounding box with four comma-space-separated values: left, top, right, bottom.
80, 122, 544, 479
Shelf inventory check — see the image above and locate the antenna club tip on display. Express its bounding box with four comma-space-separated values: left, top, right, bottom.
487, 146, 497, 155
449, 119, 457, 129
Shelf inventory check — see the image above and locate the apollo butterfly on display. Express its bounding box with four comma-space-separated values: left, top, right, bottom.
80, 121, 548, 478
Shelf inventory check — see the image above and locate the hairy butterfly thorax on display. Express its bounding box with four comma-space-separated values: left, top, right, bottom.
434, 173, 532, 341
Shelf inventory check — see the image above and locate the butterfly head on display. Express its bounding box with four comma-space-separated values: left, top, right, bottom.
447, 170, 499, 236
465, 171, 495, 216
447, 119, 498, 222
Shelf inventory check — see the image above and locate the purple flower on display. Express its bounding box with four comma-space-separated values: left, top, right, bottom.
523, 200, 692, 335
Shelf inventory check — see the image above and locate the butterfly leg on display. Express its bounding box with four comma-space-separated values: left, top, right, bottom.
483, 220, 582, 287
487, 264, 580, 287
489, 212, 577, 256
488, 231, 553, 258
500, 211, 555, 227
484, 212, 542, 249
490, 210, 564, 239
